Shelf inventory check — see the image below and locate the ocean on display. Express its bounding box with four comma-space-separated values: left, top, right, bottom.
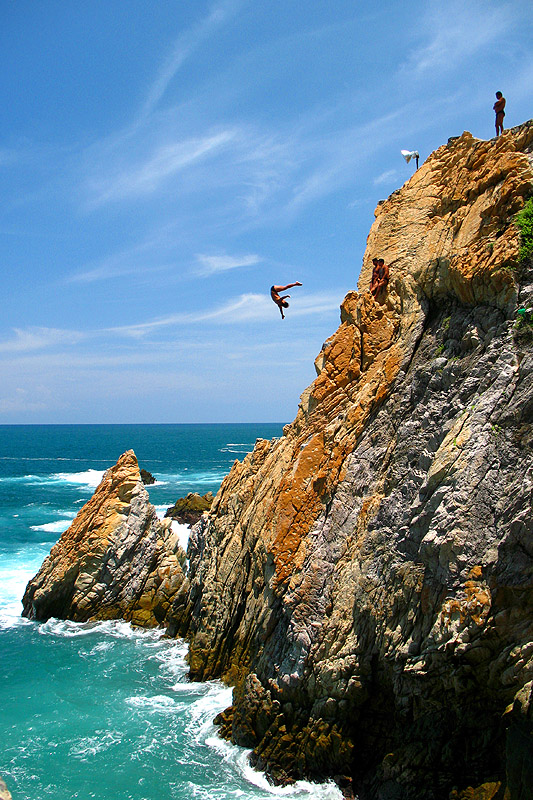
0, 424, 341, 800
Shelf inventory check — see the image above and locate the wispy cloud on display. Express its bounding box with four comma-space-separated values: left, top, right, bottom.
280, 109, 404, 216
107, 294, 268, 337
0, 327, 83, 354
373, 169, 400, 186
108, 289, 342, 338
87, 130, 236, 205
0, 387, 52, 414
68, 227, 179, 284
194, 253, 261, 276
402, 0, 516, 76
138, 0, 244, 121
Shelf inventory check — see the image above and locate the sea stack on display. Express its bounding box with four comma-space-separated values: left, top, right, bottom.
22, 450, 187, 627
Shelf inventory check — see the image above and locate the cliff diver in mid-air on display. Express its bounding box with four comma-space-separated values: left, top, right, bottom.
270, 281, 302, 319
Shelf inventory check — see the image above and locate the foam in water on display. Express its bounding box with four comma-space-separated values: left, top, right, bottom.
51, 469, 105, 487
0, 469, 105, 487
220, 442, 258, 455
171, 520, 191, 551
156, 470, 228, 486
0, 550, 46, 629
30, 517, 74, 533
187, 684, 343, 799
37, 616, 165, 641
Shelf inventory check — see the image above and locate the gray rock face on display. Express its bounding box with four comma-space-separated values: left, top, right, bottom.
182, 291, 533, 797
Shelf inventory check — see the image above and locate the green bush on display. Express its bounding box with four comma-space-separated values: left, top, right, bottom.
514, 309, 533, 344
515, 198, 533, 262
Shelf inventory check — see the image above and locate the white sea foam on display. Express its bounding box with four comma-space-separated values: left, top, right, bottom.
51, 469, 104, 487
126, 694, 179, 713
87, 640, 114, 654
0, 551, 46, 630
69, 730, 123, 760
152, 507, 191, 551
208, 740, 343, 798
38, 617, 165, 640
30, 517, 74, 534
171, 520, 190, 551
221, 445, 254, 454
186, 682, 233, 744
156, 470, 227, 486
0, 469, 104, 488
182, 680, 343, 799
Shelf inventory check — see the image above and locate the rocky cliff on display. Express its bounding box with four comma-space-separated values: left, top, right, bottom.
22, 123, 533, 799
22, 451, 187, 627
169, 123, 533, 799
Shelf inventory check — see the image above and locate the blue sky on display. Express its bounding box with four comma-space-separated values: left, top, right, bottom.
1, 0, 532, 424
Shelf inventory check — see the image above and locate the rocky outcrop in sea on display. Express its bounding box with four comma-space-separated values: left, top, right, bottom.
23, 122, 533, 799
165, 491, 213, 525
22, 451, 187, 627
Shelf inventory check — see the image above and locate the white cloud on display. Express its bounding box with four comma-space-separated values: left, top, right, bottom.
138, 0, 245, 121
0, 327, 83, 354
87, 130, 236, 205
0, 387, 52, 415
69, 257, 172, 284
108, 289, 342, 338
194, 253, 261, 276
402, 0, 516, 76
68, 227, 180, 283
373, 169, 399, 186
280, 109, 404, 216
284, 290, 341, 318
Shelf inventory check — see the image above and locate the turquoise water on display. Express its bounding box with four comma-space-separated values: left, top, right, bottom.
0, 424, 341, 800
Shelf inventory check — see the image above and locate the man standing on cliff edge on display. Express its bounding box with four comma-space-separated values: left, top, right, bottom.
494, 91, 506, 137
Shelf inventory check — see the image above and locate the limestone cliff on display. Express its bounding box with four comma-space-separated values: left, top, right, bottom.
168, 123, 533, 799
22, 451, 186, 627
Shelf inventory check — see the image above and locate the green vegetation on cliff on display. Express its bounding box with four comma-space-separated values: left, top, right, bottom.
516, 197, 533, 262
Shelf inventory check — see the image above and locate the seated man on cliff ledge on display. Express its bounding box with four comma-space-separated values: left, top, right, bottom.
370, 258, 389, 297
